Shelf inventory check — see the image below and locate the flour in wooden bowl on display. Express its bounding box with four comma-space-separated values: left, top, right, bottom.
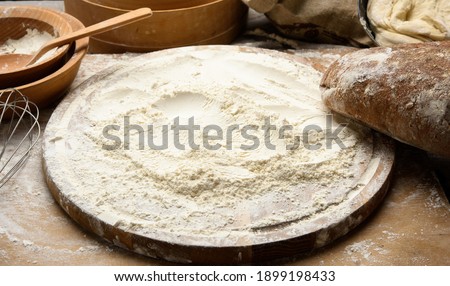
0, 28, 57, 70
0, 28, 54, 55
44, 47, 376, 245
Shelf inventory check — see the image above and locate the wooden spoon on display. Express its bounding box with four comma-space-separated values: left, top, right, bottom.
0, 8, 152, 72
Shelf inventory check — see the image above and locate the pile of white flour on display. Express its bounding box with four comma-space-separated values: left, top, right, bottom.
45, 49, 373, 243
0, 28, 54, 55
0, 28, 56, 70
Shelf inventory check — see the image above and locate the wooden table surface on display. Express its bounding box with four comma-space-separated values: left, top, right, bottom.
0, 1, 449, 266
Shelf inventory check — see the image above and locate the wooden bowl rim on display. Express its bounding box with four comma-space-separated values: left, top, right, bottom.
90, 0, 218, 11
14, 13, 88, 90
83, 0, 237, 13
88, 15, 246, 50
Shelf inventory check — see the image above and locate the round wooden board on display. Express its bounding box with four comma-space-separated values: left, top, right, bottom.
43, 45, 395, 264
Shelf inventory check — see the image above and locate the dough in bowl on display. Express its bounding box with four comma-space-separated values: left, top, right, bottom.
368, 0, 450, 46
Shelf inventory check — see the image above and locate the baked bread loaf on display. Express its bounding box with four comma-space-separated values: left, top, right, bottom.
321, 41, 450, 158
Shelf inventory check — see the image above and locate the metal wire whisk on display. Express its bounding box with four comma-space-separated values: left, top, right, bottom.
0, 89, 40, 188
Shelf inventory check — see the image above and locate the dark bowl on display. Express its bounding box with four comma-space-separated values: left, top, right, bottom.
358, 0, 379, 46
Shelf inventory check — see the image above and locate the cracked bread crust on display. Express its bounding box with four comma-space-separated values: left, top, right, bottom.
321, 41, 450, 158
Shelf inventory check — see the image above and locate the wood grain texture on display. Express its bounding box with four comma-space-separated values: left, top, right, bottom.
64, 0, 248, 53
91, 0, 213, 10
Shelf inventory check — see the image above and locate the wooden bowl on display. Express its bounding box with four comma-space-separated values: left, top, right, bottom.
64, 0, 248, 53
88, 18, 246, 53
2, 10, 89, 109
0, 6, 74, 89
92, 0, 213, 10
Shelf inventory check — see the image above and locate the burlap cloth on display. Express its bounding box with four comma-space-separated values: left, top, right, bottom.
243, 0, 372, 47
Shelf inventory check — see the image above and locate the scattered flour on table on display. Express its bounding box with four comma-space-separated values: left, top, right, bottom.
425, 186, 448, 209
22, 240, 34, 248
345, 239, 376, 260
45, 50, 374, 241
345, 239, 390, 264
